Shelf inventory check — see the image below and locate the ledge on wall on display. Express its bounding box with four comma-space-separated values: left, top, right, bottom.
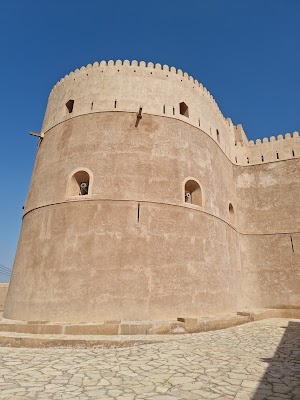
0, 308, 299, 348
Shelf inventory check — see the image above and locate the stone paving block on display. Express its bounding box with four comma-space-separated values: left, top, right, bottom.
148, 396, 180, 400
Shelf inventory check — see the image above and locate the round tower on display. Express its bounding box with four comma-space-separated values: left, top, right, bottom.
4, 60, 242, 322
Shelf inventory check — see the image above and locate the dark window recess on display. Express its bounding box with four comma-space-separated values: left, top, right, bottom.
179, 102, 189, 117
276, 152, 279, 160
137, 203, 140, 223
69, 171, 90, 197
235, 157, 238, 163
292, 150, 295, 157
261, 155, 264, 162
185, 180, 202, 207
91, 102, 94, 110
216, 129, 220, 142
66, 99, 74, 113
173, 107, 175, 115
163, 105, 166, 114
247, 157, 250, 164
114, 100, 117, 108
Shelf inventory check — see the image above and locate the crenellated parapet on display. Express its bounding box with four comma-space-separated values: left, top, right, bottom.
42, 59, 238, 162
50, 59, 224, 119
235, 131, 300, 165
40, 59, 299, 167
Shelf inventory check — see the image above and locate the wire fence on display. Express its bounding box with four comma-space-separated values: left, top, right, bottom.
0, 263, 12, 281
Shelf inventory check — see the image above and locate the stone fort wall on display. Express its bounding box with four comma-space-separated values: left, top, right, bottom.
3, 60, 300, 323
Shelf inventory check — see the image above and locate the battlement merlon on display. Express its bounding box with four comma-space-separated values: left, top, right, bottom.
234, 124, 249, 146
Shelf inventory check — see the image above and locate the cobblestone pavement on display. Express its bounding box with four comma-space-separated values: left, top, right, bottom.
0, 318, 299, 400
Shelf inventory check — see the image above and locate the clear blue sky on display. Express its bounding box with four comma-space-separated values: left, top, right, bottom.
0, 0, 299, 282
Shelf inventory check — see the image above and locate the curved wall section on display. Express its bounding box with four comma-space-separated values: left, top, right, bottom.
42, 60, 236, 161
5, 201, 241, 322
4, 59, 300, 323
5, 111, 240, 322
24, 113, 236, 222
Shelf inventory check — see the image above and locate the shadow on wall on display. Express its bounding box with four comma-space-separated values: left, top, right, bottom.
252, 321, 300, 399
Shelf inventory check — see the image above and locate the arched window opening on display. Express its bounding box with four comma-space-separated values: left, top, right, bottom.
66, 99, 74, 114
184, 180, 202, 207
229, 203, 235, 225
216, 129, 220, 142
179, 102, 189, 118
68, 170, 90, 197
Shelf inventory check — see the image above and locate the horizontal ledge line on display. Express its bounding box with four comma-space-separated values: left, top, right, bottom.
22, 199, 300, 237
42, 110, 232, 159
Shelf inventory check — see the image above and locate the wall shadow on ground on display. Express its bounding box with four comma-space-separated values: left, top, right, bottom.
252, 320, 300, 400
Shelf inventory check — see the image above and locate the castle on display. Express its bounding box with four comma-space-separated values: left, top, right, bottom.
4, 60, 300, 323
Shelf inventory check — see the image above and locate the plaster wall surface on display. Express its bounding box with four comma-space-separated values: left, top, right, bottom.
236, 160, 300, 309
240, 233, 300, 310
5, 113, 241, 322
4, 60, 300, 323
236, 160, 300, 234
